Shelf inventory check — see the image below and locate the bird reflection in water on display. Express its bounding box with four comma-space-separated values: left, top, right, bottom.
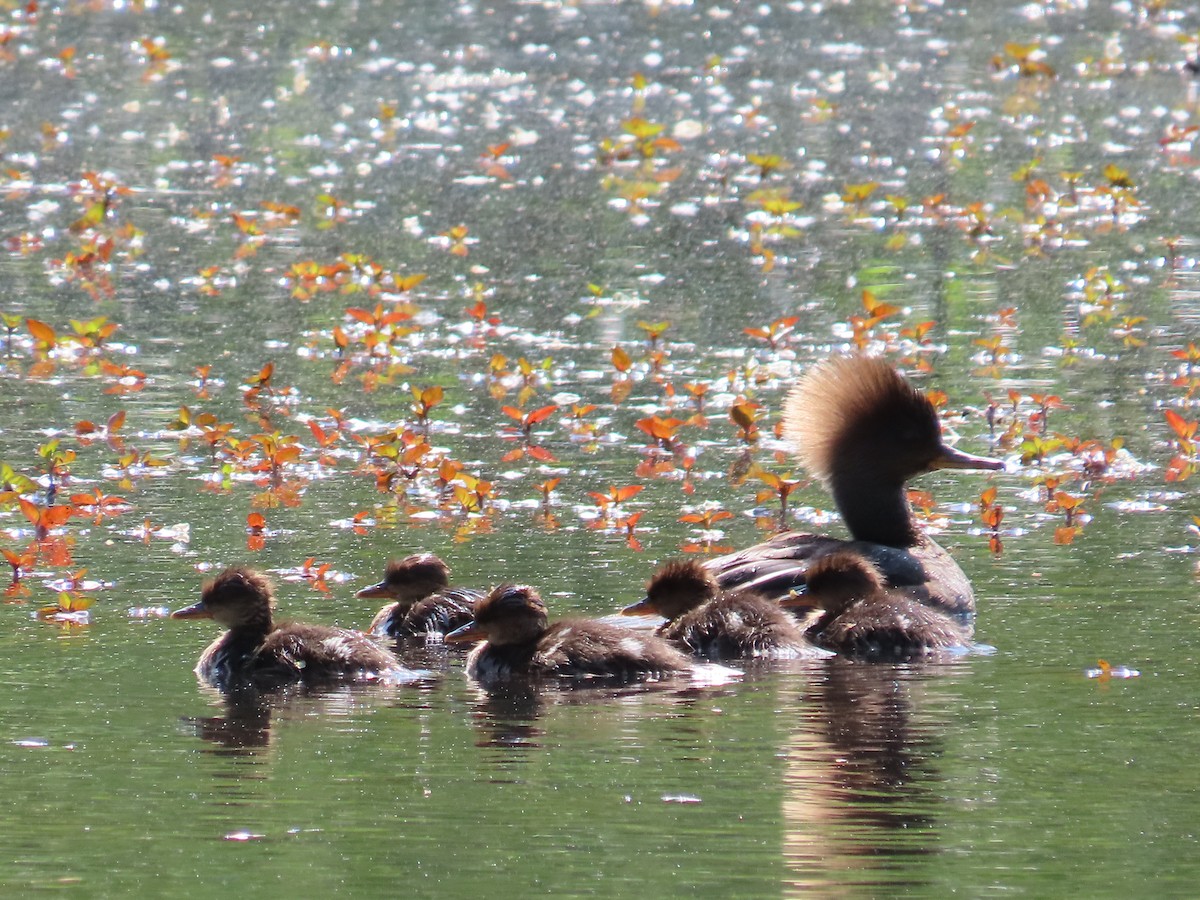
466, 680, 547, 763
181, 686, 276, 757
465, 678, 734, 762
782, 657, 969, 895
181, 681, 434, 757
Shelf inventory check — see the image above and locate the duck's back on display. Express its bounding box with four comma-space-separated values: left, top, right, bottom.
661, 594, 827, 660
812, 595, 970, 657
536, 619, 688, 677
467, 619, 688, 681
371, 588, 481, 638
404, 588, 481, 637
200, 623, 406, 690
707, 531, 976, 620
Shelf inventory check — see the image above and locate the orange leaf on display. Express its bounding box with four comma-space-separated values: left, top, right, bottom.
1166, 410, 1197, 441
18, 498, 38, 525
1053, 526, 1078, 545
524, 404, 558, 425
26, 318, 57, 346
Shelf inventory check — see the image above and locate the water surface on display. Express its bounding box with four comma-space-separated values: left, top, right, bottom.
1, 0, 1197, 895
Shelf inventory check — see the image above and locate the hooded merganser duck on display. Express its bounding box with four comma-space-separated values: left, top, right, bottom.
172, 567, 416, 691
785, 550, 970, 656
445, 584, 691, 682
707, 355, 1003, 620
622, 559, 829, 660
356, 553, 481, 639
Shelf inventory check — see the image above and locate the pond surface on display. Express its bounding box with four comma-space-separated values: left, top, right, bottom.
2, 0, 1199, 895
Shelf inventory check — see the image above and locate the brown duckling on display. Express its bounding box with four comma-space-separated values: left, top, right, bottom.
707, 355, 1003, 622
172, 566, 417, 691
785, 550, 971, 657
445, 584, 691, 682
622, 559, 829, 660
356, 553, 481, 639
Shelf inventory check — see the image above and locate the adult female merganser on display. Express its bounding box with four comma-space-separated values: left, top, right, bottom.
708, 355, 1002, 621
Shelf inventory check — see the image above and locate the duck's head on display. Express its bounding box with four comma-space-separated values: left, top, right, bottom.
172, 567, 275, 631
623, 559, 718, 620
783, 550, 885, 617
355, 553, 450, 604
445, 584, 546, 647
785, 355, 1003, 546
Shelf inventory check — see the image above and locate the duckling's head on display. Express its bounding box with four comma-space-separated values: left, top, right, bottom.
623, 559, 718, 620
355, 553, 450, 603
445, 584, 546, 647
172, 566, 275, 631
790, 550, 886, 617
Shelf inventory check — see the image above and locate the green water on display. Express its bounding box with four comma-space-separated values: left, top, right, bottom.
1, 0, 1198, 895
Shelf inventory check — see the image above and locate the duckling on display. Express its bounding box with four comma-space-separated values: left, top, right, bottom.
622, 559, 828, 660
172, 566, 416, 691
445, 584, 690, 682
786, 550, 971, 656
707, 355, 1003, 620
356, 553, 481, 639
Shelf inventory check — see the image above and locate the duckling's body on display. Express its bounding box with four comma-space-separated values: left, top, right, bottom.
356, 553, 481, 639
791, 550, 971, 656
624, 559, 827, 660
173, 567, 412, 691
706, 356, 1002, 622
446, 584, 690, 682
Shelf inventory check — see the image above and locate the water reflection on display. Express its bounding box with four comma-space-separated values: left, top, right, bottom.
181, 687, 274, 756
783, 657, 969, 896
463, 676, 737, 757
180, 680, 426, 757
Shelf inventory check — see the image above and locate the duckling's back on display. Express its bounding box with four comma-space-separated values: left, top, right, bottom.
532, 619, 690, 678
661, 592, 827, 660
813, 595, 970, 657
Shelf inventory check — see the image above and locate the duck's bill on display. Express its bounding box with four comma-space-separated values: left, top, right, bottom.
354, 581, 395, 600
778, 592, 815, 611
444, 621, 486, 644
929, 445, 1005, 472
620, 598, 655, 616
170, 601, 213, 620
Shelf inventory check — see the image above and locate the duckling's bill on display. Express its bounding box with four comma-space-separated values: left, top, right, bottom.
779, 591, 817, 611
620, 597, 656, 616
354, 580, 394, 600
444, 621, 486, 644
171, 600, 213, 620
